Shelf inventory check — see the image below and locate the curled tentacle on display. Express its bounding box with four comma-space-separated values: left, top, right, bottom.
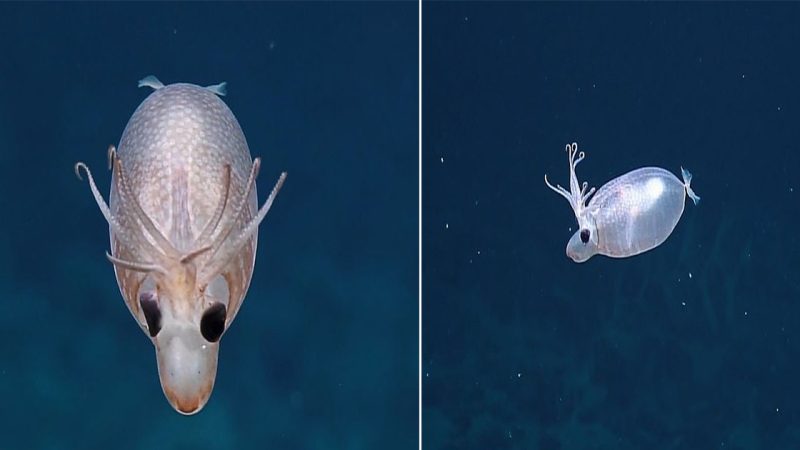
546, 142, 596, 218
75, 162, 112, 222
579, 181, 596, 201
565, 142, 579, 160
107, 145, 117, 171
573, 151, 585, 167
577, 171, 595, 203
568, 145, 583, 204
75, 162, 149, 256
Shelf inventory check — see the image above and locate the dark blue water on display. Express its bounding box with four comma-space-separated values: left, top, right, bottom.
424, 3, 800, 449
0, 3, 417, 449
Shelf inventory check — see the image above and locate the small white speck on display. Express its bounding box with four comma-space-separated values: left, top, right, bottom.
440, 157, 444, 163
517, 372, 522, 378
507, 431, 513, 439
464, 16, 469, 22
777, 407, 780, 412
425, 372, 430, 378
445, 223, 449, 229
778, 106, 782, 111
744, 311, 749, 316
790, 187, 794, 193
689, 272, 693, 279
469, 259, 473, 264
477, 250, 481, 255
592, 83, 596, 88
742, 74, 746, 79
682, 301, 686, 306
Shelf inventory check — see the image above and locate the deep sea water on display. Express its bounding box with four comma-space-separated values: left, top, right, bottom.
424, 3, 800, 449
0, 3, 417, 449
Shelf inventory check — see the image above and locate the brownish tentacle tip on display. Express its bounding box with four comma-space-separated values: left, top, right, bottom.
180, 245, 213, 264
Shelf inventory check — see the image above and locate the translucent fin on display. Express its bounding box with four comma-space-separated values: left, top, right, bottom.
681, 166, 700, 206
204, 82, 227, 96
138, 75, 164, 91
681, 166, 693, 184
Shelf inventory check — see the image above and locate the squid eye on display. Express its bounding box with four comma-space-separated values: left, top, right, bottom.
200, 302, 227, 343
139, 292, 162, 337
580, 229, 590, 244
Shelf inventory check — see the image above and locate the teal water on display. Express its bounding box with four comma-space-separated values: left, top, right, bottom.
0, 3, 417, 449
424, 3, 800, 449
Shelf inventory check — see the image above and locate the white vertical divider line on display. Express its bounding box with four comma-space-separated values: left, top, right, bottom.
417, 0, 423, 448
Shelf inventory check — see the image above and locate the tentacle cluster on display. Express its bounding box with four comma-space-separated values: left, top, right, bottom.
544, 142, 596, 220
193, 157, 287, 285
76, 147, 286, 285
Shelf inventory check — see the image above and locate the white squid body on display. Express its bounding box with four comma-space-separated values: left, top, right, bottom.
545, 142, 699, 263
76, 76, 286, 414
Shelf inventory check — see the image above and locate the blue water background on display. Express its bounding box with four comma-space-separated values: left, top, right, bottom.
424, 3, 800, 449
0, 3, 417, 449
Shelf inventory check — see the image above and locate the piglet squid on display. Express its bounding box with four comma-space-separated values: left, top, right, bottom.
76, 76, 286, 414
545, 142, 698, 263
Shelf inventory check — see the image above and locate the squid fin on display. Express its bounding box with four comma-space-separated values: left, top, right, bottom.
681, 167, 701, 206
138, 75, 165, 90
204, 82, 227, 96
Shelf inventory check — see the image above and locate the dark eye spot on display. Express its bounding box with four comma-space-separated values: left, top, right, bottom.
139, 292, 162, 337
200, 302, 227, 343
580, 229, 590, 244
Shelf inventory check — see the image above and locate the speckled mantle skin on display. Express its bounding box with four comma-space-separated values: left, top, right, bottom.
77, 81, 285, 414
112, 84, 258, 331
